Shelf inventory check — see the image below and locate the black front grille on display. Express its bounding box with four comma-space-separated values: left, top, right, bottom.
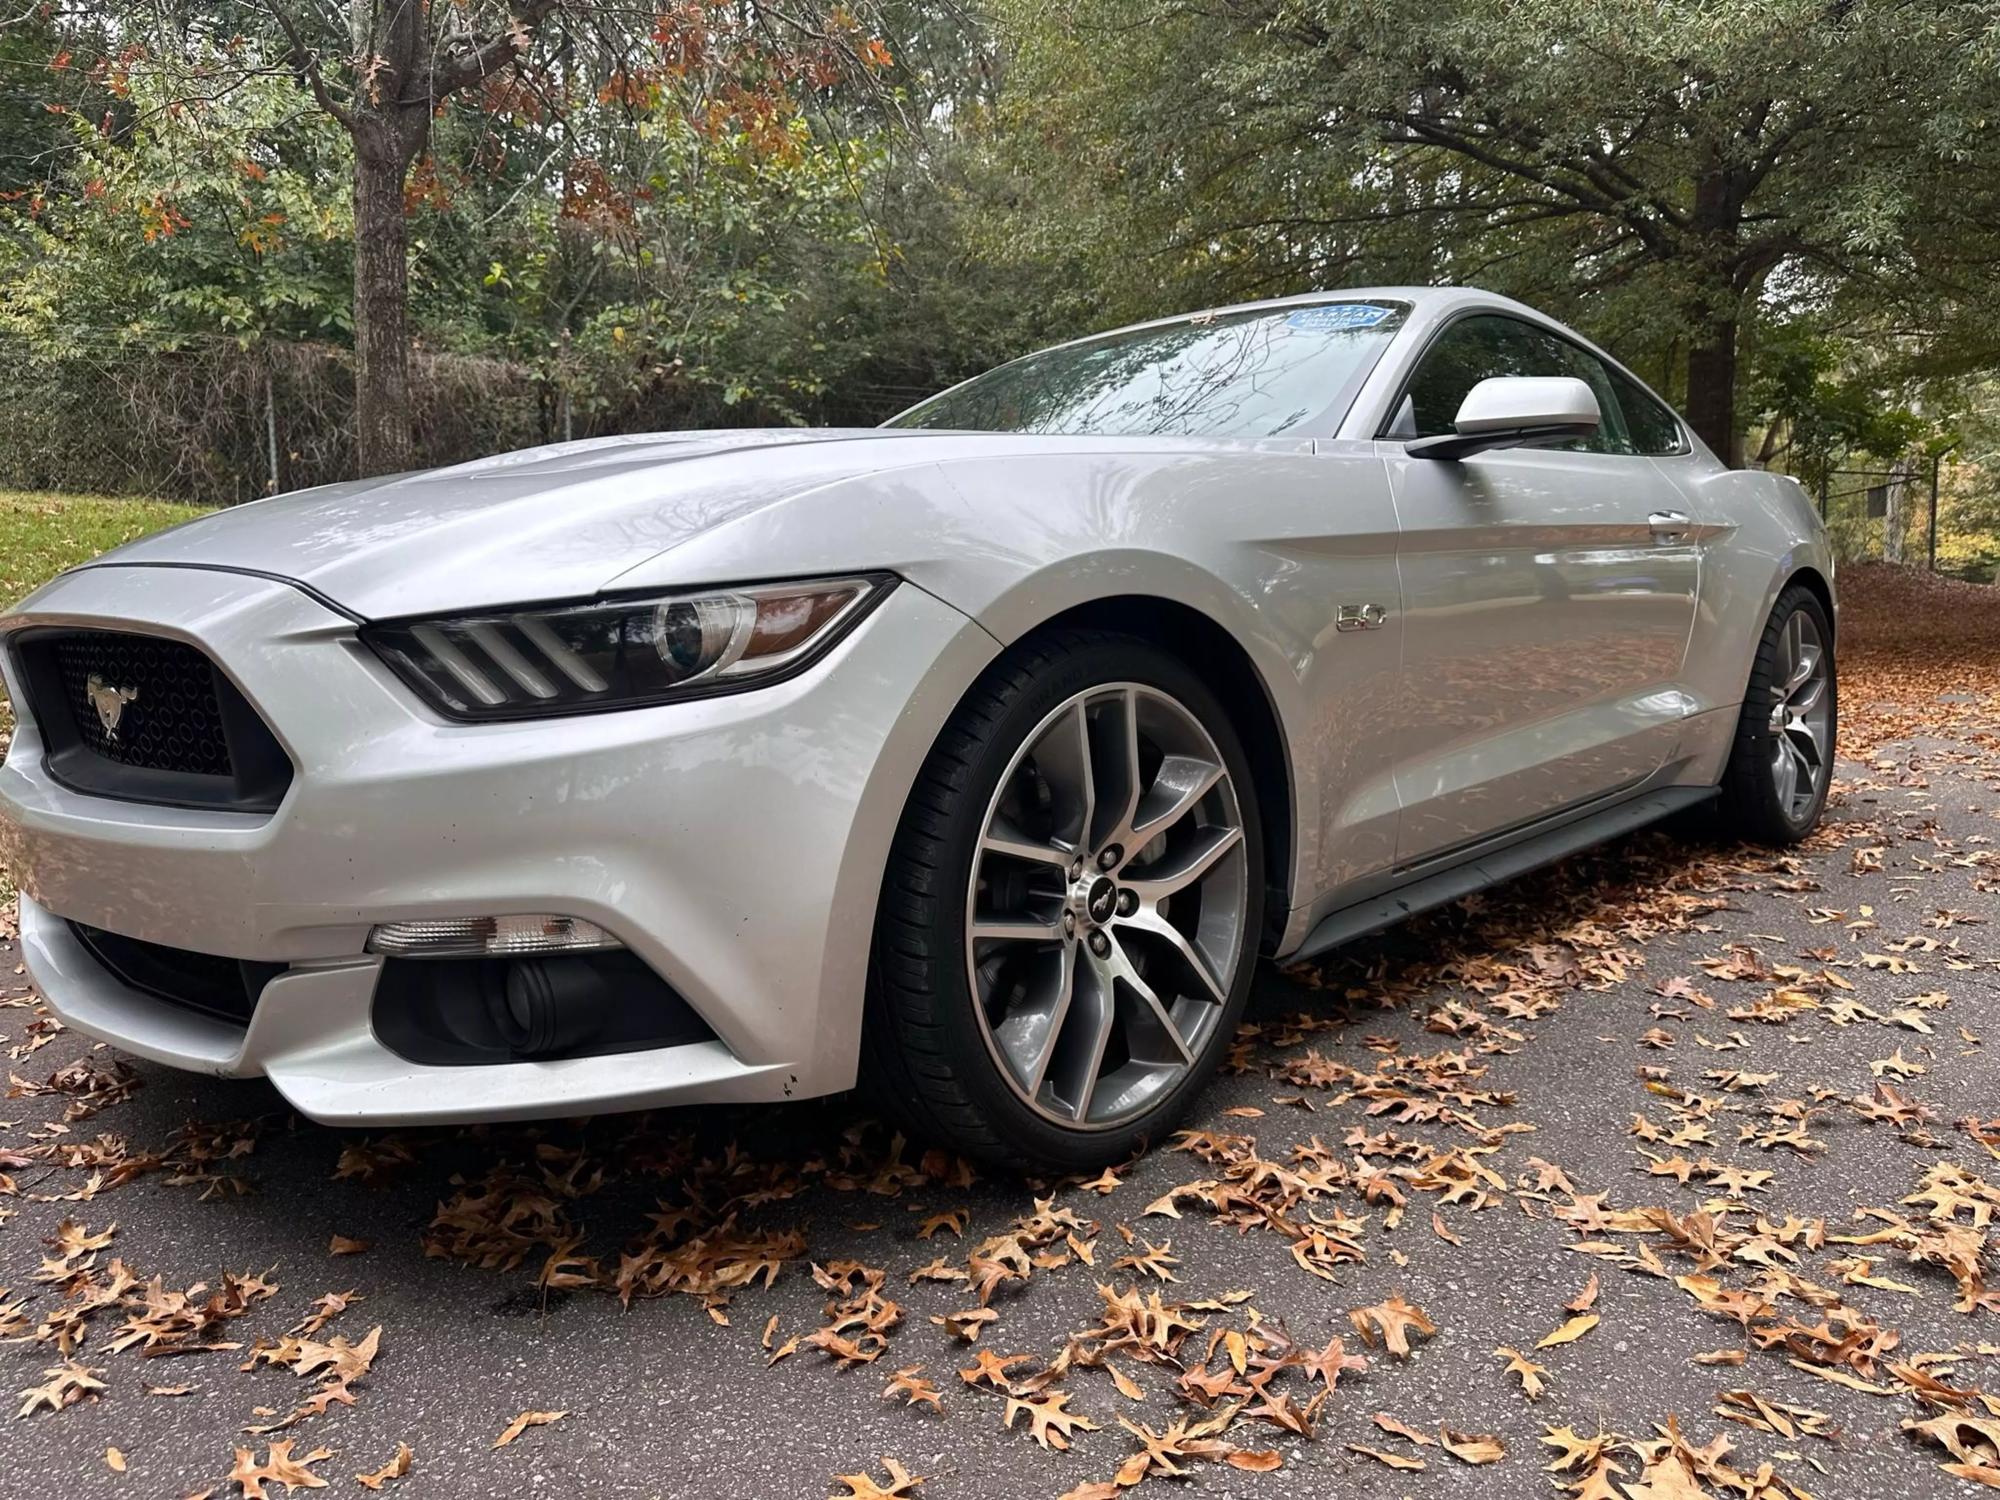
49, 631, 233, 776
10, 628, 293, 812
68, 922, 284, 1028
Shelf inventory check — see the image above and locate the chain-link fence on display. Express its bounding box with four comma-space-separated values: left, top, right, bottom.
0, 336, 866, 503
0, 339, 558, 501
1793, 456, 1995, 576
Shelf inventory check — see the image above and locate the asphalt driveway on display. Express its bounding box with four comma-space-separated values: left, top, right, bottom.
3, 582, 1998, 1499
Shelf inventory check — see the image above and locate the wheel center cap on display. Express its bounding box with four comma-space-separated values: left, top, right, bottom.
1083, 875, 1118, 926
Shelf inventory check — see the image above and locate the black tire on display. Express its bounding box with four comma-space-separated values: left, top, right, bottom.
1715, 584, 1837, 844
862, 629, 1264, 1172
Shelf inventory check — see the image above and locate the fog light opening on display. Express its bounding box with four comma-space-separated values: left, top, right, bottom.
483, 956, 611, 1057
372, 949, 714, 1067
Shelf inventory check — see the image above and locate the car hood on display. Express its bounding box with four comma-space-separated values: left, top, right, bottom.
82, 429, 948, 620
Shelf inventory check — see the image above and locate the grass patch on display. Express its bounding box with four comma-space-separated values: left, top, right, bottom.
0, 490, 214, 606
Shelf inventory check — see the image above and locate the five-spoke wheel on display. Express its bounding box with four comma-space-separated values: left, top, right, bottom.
865, 631, 1261, 1169
967, 683, 1248, 1129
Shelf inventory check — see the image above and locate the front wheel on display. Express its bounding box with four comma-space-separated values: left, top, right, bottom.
864, 630, 1263, 1171
1716, 584, 1837, 844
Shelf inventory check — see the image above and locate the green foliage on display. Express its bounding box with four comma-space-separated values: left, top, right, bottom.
1741, 329, 1929, 481
0, 71, 353, 353
0, 5, 1018, 494
1928, 384, 2000, 578
552, 121, 901, 424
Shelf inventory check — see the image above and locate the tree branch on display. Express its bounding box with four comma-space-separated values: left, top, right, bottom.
428, 0, 563, 99
264, 1, 354, 129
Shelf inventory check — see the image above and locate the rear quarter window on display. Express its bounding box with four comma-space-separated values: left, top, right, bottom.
1608, 369, 1688, 456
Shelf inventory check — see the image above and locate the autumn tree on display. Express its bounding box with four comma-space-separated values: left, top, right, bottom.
0, 3, 934, 493
253, 1, 903, 475
260, 1, 574, 474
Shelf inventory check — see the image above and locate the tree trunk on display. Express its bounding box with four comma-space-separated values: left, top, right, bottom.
1683, 159, 1749, 470
1684, 319, 1740, 468
351, 126, 414, 477
279, 0, 554, 479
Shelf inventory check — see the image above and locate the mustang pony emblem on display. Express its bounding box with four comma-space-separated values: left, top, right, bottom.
85, 673, 139, 741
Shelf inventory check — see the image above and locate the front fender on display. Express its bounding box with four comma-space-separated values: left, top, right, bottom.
618, 442, 1404, 940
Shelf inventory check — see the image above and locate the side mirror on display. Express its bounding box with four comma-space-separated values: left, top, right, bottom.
1405, 376, 1600, 460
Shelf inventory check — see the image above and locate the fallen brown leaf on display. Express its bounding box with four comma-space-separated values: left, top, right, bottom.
492, 1410, 566, 1450
1370, 1412, 1435, 1446
17, 1361, 105, 1418
1346, 1443, 1426, 1471
831, 1457, 923, 1497
1348, 1294, 1436, 1358
1536, 1313, 1600, 1349
881, 1367, 942, 1413
1440, 1425, 1506, 1464
1003, 1390, 1100, 1450
1495, 1345, 1549, 1399
355, 1443, 412, 1491
227, 1440, 331, 1498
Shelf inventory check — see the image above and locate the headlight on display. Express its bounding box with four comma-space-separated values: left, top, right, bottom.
361, 574, 893, 720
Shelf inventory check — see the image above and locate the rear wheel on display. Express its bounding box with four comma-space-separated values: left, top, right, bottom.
1716, 585, 1836, 844
864, 631, 1263, 1170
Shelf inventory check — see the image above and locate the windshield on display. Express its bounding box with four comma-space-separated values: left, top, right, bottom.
885, 301, 1408, 438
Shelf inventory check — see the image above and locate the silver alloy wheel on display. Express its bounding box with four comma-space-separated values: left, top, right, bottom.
964, 683, 1249, 1129
1767, 609, 1832, 818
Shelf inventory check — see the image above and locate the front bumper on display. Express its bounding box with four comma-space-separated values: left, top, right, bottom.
0, 564, 996, 1124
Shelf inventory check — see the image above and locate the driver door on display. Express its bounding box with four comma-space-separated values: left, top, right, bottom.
1384, 315, 1701, 866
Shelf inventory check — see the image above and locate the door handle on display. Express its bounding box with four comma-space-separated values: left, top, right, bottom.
1648, 509, 1693, 543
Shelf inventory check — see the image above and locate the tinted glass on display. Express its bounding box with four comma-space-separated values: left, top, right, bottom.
1608, 368, 1687, 455
1395, 314, 1637, 455
886, 303, 1408, 438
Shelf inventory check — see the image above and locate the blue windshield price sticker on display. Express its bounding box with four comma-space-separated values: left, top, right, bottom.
1285, 304, 1393, 332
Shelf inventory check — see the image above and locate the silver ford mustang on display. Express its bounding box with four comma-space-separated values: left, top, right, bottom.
0, 287, 1835, 1168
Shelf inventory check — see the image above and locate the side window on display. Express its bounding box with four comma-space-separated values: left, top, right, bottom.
1606, 368, 1687, 455
1398, 316, 1557, 438
1539, 338, 1633, 455
1393, 314, 1646, 455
